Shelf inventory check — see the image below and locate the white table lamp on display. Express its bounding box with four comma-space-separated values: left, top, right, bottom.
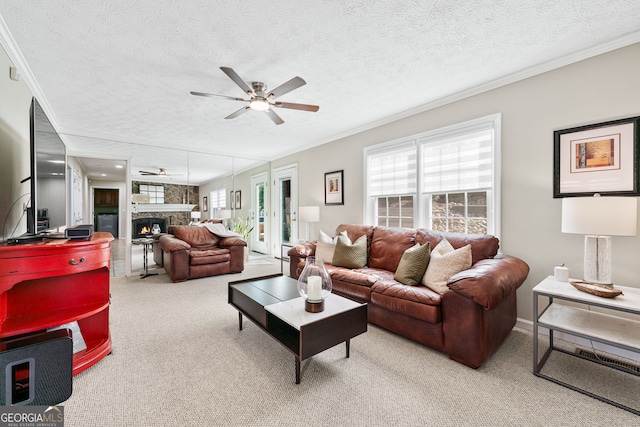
218, 209, 232, 228
190, 211, 201, 223
561, 195, 637, 285
299, 206, 320, 242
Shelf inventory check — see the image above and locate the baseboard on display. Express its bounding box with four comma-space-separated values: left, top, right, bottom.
516, 316, 640, 362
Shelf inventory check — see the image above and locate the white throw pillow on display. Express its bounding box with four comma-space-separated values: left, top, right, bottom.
421, 239, 472, 294
314, 230, 345, 265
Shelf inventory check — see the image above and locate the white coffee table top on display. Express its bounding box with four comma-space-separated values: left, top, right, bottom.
265, 293, 363, 330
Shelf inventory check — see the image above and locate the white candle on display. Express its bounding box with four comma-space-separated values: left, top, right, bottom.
307, 276, 323, 301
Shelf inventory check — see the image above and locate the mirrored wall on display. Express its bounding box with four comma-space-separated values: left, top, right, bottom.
66, 138, 269, 277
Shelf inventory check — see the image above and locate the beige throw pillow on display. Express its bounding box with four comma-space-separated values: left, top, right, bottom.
394, 242, 431, 286
422, 239, 472, 294
315, 230, 346, 264
332, 234, 367, 268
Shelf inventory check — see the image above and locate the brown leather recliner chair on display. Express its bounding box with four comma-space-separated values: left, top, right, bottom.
158, 225, 246, 282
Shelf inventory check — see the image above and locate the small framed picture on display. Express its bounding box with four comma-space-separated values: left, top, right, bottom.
553, 116, 640, 197
235, 190, 241, 209
203, 196, 208, 212
325, 170, 344, 205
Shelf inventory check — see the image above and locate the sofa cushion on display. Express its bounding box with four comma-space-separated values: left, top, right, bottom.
394, 243, 431, 286
422, 239, 472, 294
172, 226, 221, 249
332, 234, 367, 268
416, 229, 498, 265
371, 279, 442, 323
326, 265, 379, 287
189, 248, 230, 265
368, 226, 417, 271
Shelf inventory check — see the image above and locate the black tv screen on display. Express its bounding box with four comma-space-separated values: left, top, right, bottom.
27, 98, 67, 235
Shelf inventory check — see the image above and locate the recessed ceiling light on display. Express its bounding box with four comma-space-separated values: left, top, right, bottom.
115, 165, 123, 169
100, 173, 107, 177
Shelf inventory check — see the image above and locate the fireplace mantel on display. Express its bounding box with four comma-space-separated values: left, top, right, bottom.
135, 203, 196, 213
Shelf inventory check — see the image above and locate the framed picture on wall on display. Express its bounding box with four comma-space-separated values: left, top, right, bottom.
553, 116, 640, 197
203, 196, 208, 212
325, 170, 344, 205
235, 190, 241, 209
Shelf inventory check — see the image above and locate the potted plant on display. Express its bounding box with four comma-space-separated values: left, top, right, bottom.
232, 217, 254, 261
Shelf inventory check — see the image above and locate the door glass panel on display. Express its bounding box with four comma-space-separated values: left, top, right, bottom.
281, 178, 291, 243
256, 182, 265, 242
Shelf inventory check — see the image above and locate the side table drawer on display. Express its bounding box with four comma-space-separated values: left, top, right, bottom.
0, 248, 109, 281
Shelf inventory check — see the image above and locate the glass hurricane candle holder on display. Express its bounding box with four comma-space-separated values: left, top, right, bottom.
297, 256, 332, 312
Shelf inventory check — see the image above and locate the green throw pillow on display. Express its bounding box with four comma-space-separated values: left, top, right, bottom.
332, 234, 367, 268
394, 242, 431, 286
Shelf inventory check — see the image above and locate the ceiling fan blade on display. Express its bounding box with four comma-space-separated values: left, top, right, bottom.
225, 106, 251, 120
220, 67, 255, 96
264, 109, 284, 125
139, 170, 157, 175
273, 101, 319, 112
267, 76, 306, 100
190, 91, 247, 102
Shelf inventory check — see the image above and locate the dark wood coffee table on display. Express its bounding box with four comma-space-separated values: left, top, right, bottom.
228, 274, 367, 384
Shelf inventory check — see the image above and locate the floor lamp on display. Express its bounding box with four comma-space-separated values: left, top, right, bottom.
561, 195, 637, 285
299, 206, 319, 242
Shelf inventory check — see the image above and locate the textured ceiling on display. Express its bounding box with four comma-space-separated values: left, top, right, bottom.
1, 1, 640, 184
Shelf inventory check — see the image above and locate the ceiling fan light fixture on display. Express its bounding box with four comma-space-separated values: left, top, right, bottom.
249, 98, 269, 111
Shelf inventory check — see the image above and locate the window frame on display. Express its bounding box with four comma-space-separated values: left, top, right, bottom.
364, 114, 501, 238
139, 184, 165, 204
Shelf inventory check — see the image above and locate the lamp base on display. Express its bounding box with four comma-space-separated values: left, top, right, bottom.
305, 299, 324, 313
583, 235, 612, 285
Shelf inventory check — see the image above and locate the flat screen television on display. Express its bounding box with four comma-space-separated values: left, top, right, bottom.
26, 98, 67, 235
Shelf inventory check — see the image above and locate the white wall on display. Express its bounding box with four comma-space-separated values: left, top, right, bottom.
268, 42, 640, 322
0, 45, 32, 240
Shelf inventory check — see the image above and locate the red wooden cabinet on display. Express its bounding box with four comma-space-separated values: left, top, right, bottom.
0, 232, 114, 375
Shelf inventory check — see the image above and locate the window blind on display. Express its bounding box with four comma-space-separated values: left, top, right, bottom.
367, 140, 417, 196
211, 187, 226, 209
421, 130, 492, 193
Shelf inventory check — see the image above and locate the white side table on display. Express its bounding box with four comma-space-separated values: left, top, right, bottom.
280, 242, 296, 275
533, 275, 640, 415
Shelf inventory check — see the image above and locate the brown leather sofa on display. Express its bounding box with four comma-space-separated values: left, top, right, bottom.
156, 225, 246, 282
288, 224, 529, 368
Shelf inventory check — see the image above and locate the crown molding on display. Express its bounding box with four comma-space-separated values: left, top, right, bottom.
298, 29, 640, 155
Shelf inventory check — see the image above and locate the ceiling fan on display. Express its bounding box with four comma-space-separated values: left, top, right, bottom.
138, 168, 180, 176
190, 66, 319, 125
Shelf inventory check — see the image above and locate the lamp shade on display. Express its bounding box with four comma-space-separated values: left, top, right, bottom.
299, 206, 320, 222
190, 211, 201, 220
562, 196, 637, 236
218, 209, 232, 219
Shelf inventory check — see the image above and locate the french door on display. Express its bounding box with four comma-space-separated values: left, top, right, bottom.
272, 164, 298, 254
250, 172, 269, 254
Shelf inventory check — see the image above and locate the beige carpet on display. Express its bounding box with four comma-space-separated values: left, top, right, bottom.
62, 263, 639, 426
